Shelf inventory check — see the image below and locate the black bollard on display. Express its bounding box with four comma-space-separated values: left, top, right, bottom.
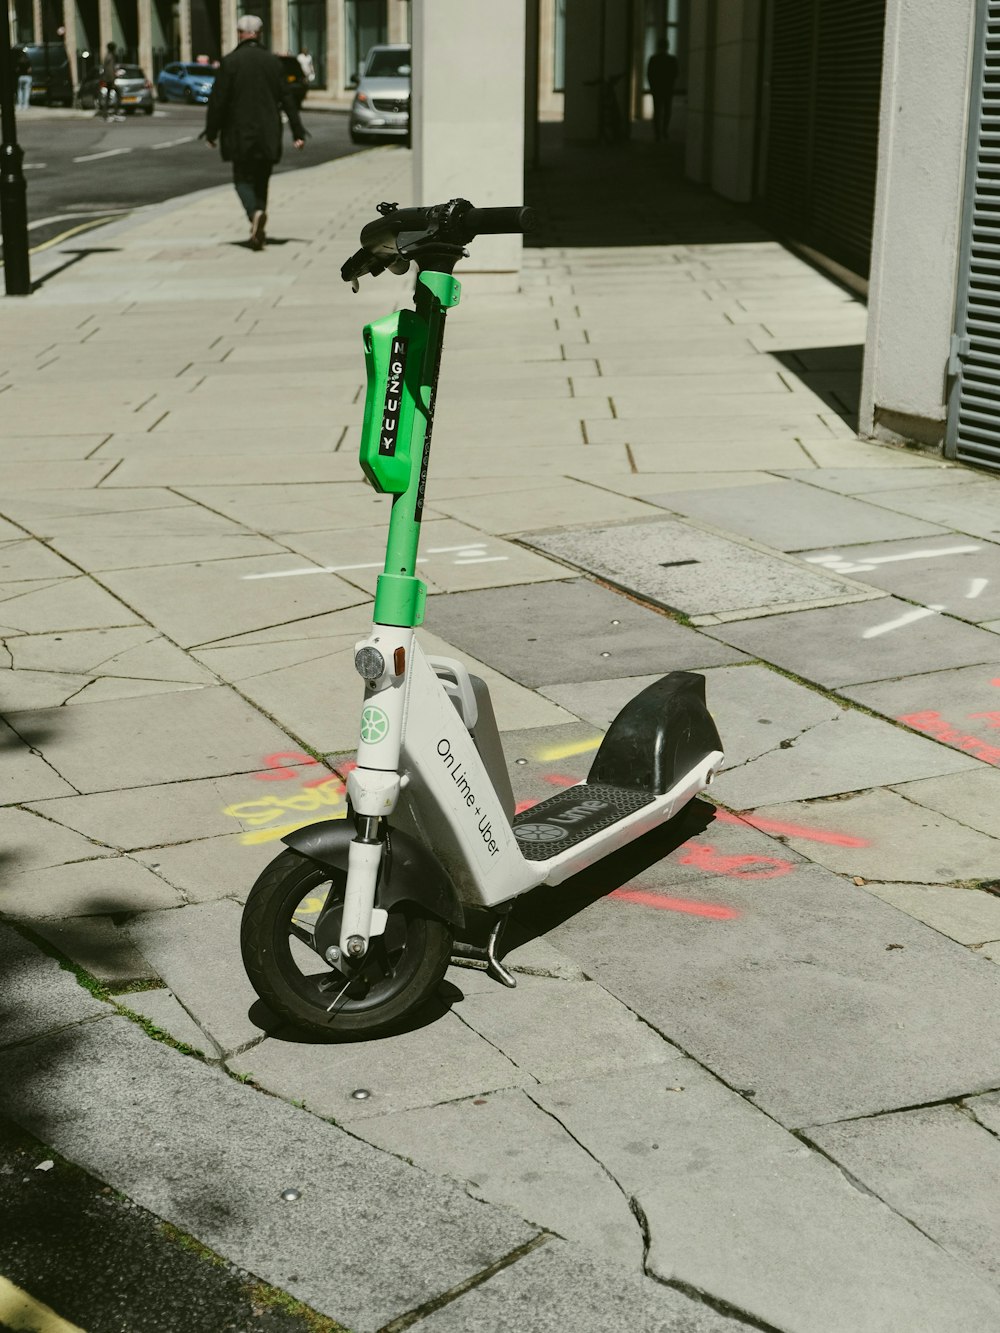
0, 20, 31, 295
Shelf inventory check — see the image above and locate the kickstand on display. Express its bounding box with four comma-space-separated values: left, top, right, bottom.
451, 918, 517, 988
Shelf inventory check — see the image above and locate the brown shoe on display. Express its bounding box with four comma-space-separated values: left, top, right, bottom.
250, 209, 267, 250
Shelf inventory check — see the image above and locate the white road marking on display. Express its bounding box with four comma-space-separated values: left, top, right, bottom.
862, 604, 944, 639
241, 544, 511, 580
968, 577, 989, 599
22, 162, 47, 170
454, 556, 508, 565
426, 543, 488, 554
152, 135, 196, 149
807, 544, 981, 575
73, 147, 132, 163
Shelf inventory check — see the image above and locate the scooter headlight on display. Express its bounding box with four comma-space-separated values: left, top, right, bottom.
355, 646, 385, 680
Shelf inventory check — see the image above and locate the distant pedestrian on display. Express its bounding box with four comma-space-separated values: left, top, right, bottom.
15, 48, 32, 109
203, 14, 306, 251
647, 37, 679, 143
100, 42, 122, 119
296, 47, 315, 84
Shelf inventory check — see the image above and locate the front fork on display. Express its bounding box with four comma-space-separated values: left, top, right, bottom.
336, 626, 414, 961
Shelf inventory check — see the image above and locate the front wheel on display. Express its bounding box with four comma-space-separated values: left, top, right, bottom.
241, 847, 453, 1039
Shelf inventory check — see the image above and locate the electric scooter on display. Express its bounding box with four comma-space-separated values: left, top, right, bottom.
240, 199, 725, 1038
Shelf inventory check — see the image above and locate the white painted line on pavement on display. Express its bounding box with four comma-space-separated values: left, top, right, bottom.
0, 1274, 86, 1332
968, 577, 989, 599
806, 544, 981, 575
73, 147, 132, 163
862, 604, 944, 639
243, 558, 428, 581
152, 135, 196, 149
23, 162, 47, 169
454, 556, 509, 565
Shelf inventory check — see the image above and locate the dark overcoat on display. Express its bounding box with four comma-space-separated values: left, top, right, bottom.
205, 39, 305, 164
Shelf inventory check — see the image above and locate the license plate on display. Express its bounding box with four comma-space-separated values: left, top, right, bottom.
123, 96, 138, 102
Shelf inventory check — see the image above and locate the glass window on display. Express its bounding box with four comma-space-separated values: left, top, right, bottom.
345, 0, 386, 88
288, 0, 326, 88
365, 46, 409, 77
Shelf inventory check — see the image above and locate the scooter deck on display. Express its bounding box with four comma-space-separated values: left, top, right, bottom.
512, 784, 655, 860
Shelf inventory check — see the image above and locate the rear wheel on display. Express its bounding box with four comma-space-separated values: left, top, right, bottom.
241, 847, 453, 1039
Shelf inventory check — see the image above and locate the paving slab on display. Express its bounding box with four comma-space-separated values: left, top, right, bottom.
649, 479, 945, 551
542, 862, 1000, 1126
116, 987, 223, 1059
843, 663, 1000, 765
529, 1066, 1000, 1333
2, 856, 183, 921
428, 480, 658, 534
890, 765, 1000, 840
540, 663, 976, 804
0, 666, 96, 709
0, 577, 142, 635
28, 915, 160, 983
857, 882, 1000, 946
526, 517, 874, 622
418, 1241, 747, 1333
966, 1090, 1000, 1136
354, 1088, 644, 1268
282, 518, 567, 598
775, 465, 970, 494
569, 469, 779, 498
798, 533, 1000, 623
126, 900, 273, 1056
0, 487, 190, 523
0, 922, 109, 1046
734, 788, 1000, 883
707, 599, 1000, 687
99, 553, 365, 649
806, 1106, 1000, 1292
0, 539, 80, 582
862, 478, 1000, 538
98, 453, 362, 488
228, 1011, 528, 1121
24, 764, 324, 849
7, 686, 299, 794
134, 833, 273, 904
0, 720, 77, 804
7, 628, 214, 684
424, 580, 746, 687
0, 1016, 538, 1333
172, 482, 393, 534
455, 973, 674, 1083
40, 508, 281, 572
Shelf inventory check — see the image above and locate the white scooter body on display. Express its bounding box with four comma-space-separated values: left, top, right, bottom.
340, 622, 725, 958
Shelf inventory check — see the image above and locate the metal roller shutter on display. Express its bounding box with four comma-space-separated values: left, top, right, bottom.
947, 0, 1000, 470
761, 0, 887, 279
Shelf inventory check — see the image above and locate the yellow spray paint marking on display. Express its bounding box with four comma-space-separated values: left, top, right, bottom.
0, 1275, 87, 1332
223, 776, 347, 845
535, 736, 602, 763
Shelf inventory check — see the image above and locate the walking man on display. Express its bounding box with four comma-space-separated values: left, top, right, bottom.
204, 14, 306, 251
647, 37, 679, 143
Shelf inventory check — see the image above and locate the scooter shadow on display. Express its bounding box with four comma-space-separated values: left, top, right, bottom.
248, 988, 459, 1045
500, 796, 718, 953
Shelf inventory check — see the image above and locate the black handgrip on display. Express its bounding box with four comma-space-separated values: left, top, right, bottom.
341, 247, 378, 284
460, 206, 536, 237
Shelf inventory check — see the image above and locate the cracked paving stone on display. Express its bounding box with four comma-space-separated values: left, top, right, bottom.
354, 1088, 644, 1269
531, 1065, 1000, 1332
0, 922, 109, 1046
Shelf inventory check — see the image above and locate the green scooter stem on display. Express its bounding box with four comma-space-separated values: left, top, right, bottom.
369, 270, 462, 627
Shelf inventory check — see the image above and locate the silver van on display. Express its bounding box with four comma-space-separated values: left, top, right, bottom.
349, 44, 410, 145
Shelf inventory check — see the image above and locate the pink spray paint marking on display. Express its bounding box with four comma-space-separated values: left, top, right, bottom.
713, 808, 869, 849
253, 752, 320, 781
898, 710, 1000, 766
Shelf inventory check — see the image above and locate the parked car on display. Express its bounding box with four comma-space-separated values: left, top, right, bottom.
349, 43, 410, 145
156, 62, 217, 104
78, 64, 154, 114
22, 42, 73, 106
277, 54, 308, 110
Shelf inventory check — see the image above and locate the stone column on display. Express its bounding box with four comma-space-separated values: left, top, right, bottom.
98, 0, 113, 53
219, 0, 236, 51
386, 0, 406, 44
62, 0, 78, 83
412, 0, 526, 278
271, 0, 287, 52
137, 0, 151, 74
324, 0, 341, 95
178, 0, 191, 59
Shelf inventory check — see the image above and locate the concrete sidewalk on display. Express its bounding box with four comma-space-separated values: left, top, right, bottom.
2, 142, 1000, 1332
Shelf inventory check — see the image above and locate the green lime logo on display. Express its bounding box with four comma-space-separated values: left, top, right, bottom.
360, 705, 390, 744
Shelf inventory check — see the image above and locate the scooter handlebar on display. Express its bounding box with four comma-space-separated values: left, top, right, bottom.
460, 206, 536, 238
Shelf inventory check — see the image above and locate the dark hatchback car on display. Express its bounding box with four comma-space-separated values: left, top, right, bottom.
22, 42, 74, 105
